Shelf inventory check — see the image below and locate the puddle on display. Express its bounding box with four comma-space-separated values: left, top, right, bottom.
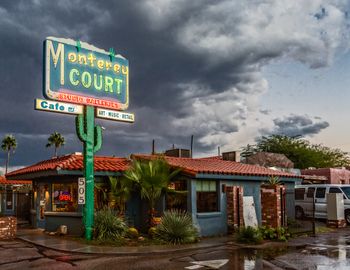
171, 246, 290, 269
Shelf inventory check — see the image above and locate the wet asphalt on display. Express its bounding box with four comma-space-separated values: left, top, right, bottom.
2, 228, 350, 269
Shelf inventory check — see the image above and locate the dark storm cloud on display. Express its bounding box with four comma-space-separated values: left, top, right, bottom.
270, 114, 330, 137
0, 0, 348, 168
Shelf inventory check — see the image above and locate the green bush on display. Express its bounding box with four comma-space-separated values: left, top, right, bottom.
236, 226, 263, 244
155, 210, 199, 244
259, 226, 290, 242
94, 208, 127, 241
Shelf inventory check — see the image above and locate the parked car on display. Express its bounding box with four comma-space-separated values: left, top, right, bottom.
294, 184, 350, 224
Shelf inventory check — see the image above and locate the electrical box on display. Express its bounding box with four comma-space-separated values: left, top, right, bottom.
327, 193, 344, 220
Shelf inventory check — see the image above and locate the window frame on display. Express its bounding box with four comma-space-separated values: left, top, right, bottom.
295, 188, 305, 200
196, 180, 219, 213
51, 182, 78, 212
306, 187, 315, 198
5, 189, 14, 211
315, 187, 326, 199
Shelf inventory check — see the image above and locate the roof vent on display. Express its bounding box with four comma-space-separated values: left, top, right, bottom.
165, 148, 190, 158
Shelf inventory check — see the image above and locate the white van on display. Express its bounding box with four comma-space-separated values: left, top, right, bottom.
294, 184, 350, 223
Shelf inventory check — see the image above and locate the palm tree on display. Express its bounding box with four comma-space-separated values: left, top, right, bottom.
46, 132, 65, 157
95, 176, 132, 216
124, 158, 181, 225
1, 135, 17, 174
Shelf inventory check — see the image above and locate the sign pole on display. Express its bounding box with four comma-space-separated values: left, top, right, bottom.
76, 105, 102, 240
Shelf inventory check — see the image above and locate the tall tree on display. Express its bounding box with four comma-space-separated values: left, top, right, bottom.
241, 135, 350, 169
124, 158, 180, 225
1, 135, 17, 174
46, 132, 65, 157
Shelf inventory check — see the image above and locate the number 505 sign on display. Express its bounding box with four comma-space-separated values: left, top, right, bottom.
78, 177, 86, 205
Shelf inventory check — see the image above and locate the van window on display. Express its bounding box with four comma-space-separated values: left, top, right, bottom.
316, 187, 326, 198
329, 187, 342, 194
295, 188, 305, 200
341, 187, 350, 199
307, 187, 315, 198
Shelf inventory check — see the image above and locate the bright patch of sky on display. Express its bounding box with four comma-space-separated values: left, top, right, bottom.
262, 51, 350, 152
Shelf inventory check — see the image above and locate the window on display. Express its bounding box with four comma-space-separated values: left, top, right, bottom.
330, 187, 346, 199
52, 183, 78, 212
166, 180, 187, 211
295, 188, 305, 200
196, 180, 218, 213
329, 187, 342, 194
6, 190, 13, 210
307, 187, 315, 198
315, 187, 326, 199
341, 187, 350, 199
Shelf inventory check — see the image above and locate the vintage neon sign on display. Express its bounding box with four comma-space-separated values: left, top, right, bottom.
43, 37, 129, 110
59, 193, 72, 201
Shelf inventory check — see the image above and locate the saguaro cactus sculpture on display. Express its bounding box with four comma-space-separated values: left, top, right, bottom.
76, 105, 102, 240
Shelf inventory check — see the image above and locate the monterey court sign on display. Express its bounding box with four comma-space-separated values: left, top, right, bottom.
44, 37, 129, 110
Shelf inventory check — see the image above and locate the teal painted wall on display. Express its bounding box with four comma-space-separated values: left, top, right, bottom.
189, 176, 300, 237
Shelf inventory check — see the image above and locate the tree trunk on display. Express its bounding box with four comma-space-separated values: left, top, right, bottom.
149, 199, 156, 227
54, 147, 57, 157
5, 150, 9, 174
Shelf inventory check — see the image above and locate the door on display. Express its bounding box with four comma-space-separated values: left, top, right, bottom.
16, 193, 31, 221
315, 187, 327, 218
36, 184, 47, 228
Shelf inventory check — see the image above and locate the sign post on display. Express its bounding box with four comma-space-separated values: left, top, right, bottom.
76, 105, 102, 239
40, 37, 134, 240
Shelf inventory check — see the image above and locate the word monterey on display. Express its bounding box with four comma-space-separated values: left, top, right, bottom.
44, 37, 129, 110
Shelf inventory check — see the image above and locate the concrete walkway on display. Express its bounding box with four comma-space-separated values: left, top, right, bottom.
17, 229, 230, 255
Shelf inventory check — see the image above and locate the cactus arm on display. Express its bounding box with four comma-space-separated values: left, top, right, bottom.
76, 114, 87, 142
93, 125, 102, 153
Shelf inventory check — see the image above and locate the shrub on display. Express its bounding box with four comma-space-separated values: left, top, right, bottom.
236, 226, 263, 244
155, 210, 199, 244
148, 227, 157, 239
127, 227, 139, 239
259, 226, 290, 242
265, 176, 281, 185
94, 208, 127, 241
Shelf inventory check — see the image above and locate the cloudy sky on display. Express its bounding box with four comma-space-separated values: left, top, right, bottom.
1, 0, 350, 170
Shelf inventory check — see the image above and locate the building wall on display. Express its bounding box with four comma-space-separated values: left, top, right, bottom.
189, 176, 300, 237
189, 179, 227, 236
32, 176, 85, 235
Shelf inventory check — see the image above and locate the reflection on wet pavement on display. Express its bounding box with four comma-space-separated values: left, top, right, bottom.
270, 231, 350, 269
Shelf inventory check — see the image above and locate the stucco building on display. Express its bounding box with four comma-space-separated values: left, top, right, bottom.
7, 152, 302, 236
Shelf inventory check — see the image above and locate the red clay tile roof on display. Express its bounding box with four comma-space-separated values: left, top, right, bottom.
0, 176, 31, 185
6, 153, 129, 178
132, 154, 301, 178
6, 153, 301, 180
198, 156, 223, 160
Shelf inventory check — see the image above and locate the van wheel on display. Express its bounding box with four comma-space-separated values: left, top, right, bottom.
345, 210, 350, 225
295, 206, 304, 219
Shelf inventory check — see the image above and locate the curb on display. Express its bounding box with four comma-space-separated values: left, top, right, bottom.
16, 236, 230, 256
